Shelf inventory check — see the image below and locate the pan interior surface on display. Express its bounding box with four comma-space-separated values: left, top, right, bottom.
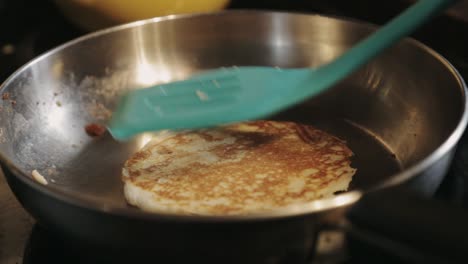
0, 11, 464, 215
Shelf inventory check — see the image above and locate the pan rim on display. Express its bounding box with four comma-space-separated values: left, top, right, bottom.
0, 10, 467, 222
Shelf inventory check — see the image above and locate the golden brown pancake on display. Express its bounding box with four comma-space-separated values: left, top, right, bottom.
123, 120, 356, 215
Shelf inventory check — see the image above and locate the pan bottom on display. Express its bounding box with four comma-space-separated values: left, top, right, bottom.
273, 111, 403, 192
39, 115, 403, 212
312, 119, 402, 191
117, 116, 402, 211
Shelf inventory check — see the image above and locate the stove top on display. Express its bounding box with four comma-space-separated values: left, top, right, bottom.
2, 0, 468, 263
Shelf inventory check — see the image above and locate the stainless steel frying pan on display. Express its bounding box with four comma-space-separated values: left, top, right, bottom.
0, 11, 467, 263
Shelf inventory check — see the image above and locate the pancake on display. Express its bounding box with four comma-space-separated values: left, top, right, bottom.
122, 120, 356, 215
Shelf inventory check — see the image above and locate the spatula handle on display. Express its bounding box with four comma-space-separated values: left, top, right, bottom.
319, 0, 456, 88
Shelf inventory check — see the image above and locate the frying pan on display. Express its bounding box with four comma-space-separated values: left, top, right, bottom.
0, 11, 467, 263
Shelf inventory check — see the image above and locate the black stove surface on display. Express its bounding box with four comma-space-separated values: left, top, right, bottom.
2, 0, 468, 263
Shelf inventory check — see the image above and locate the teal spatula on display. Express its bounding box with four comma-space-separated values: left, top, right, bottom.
108, 0, 455, 140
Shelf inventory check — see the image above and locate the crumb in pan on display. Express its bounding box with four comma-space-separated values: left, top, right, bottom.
31, 170, 48, 185
85, 123, 106, 137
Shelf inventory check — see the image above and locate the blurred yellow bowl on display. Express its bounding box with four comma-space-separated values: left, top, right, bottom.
54, 0, 230, 31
